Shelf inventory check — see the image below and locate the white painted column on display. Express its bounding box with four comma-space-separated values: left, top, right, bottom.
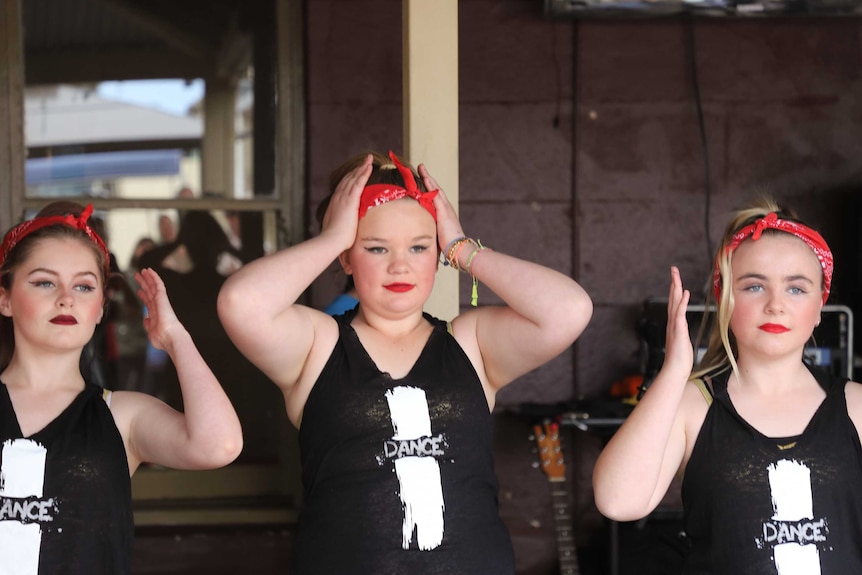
403, 0, 460, 321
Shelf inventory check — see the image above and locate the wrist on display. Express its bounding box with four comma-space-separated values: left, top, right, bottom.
446, 238, 475, 270
159, 325, 192, 355
316, 228, 355, 254
450, 239, 492, 274
442, 235, 467, 262
442, 238, 492, 307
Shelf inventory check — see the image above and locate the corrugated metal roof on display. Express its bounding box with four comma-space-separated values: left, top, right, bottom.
25, 85, 202, 148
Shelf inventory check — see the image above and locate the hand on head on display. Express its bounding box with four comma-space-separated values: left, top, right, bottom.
321, 154, 374, 250
417, 163, 465, 251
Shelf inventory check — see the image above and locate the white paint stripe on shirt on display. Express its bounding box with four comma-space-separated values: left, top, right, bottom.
385, 386, 445, 550
0, 439, 48, 575
768, 459, 821, 575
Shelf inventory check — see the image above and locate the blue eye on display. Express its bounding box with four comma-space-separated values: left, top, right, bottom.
31, 280, 54, 288
74, 284, 97, 293
410, 245, 429, 253
366, 246, 386, 254
788, 286, 806, 295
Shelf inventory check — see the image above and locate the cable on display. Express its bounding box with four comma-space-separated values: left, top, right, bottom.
684, 15, 714, 290
551, 21, 563, 129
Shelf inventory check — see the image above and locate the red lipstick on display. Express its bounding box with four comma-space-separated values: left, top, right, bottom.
384, 283, 414, 293
50, 315, 78, 325
759, 323, 789, 334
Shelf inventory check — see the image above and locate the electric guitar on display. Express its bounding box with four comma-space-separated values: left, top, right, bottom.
534, 420, 580, 575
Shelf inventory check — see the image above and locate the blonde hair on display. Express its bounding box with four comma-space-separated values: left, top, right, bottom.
691, 196, 807, 383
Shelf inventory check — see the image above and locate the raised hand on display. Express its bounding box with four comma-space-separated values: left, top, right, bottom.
321, 153, 374, 250
664, 266, 693, 373
135, 268, 182, 352
418, 163, 465, 251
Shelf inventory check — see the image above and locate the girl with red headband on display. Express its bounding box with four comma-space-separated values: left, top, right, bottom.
0, 201, 243, 574
218, 151, 593, 574
593, 198, 862, 574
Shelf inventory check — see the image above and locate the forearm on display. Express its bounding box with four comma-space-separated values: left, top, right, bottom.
592, 365, 690, 520
465, 247, 592, 339
164, 329, 243, 466
219, 233, 345, 321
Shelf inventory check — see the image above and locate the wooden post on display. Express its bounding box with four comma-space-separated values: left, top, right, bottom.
275, 0, 306, 250
201, 78, 237, 197
0, 0, 25, 233
403, 0, 460, 321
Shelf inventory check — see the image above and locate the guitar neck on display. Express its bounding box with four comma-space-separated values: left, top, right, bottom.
549, 478, 580, 575
533, 421, 580, 575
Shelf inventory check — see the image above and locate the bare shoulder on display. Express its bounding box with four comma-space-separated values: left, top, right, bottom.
845, 379, 862, 403
101, 390, 169, 469
448, 309, 489, 382
681, 378, 714, 410
449, 309, 485, 357
282, 312, 342, 421
844, 380, 862, 431
247, 304, 337, 391
106, 390, 164, 428
449, 308, 479, 344
680, 380, 712, 431
300, 311, 341, 383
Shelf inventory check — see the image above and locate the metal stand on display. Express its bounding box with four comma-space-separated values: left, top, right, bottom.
559, 412, 627, 575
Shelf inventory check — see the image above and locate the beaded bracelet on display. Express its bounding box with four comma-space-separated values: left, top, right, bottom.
448, 238, 475, 271
441, 236, 467, 266
441, 237, 491, 305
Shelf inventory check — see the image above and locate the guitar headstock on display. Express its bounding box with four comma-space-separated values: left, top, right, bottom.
533, 420, 565, 482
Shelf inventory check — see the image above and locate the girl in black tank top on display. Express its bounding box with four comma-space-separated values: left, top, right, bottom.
593, 199, 862, 574
218, 150, 593, 573
0, 201, 242, 574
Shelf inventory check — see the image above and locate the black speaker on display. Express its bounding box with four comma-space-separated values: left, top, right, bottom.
616, 512, 687, 575
585, 511, 687, 575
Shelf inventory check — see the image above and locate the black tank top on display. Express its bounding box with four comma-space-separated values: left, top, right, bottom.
0, 382, 133, 574
682, 365, 862, 574
291, 310, 515, 574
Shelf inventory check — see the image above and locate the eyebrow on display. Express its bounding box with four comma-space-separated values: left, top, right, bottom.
359, 234, 435, 243
735, 272, 815, 284
27, 268, 99, 280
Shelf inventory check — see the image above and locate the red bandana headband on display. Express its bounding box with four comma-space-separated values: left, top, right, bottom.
358, 151, 439, 220
0, 204, 110, 277
713, 212, 833, 305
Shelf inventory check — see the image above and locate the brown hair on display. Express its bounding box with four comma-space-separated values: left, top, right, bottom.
316, 151, 427, 231
0, 201, 109, 372
315, 151, 428, 293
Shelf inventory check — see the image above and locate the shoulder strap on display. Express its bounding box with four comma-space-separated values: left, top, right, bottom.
805, 362, 847, 393
692, 376, 714, 407
101, 388, 113, 408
